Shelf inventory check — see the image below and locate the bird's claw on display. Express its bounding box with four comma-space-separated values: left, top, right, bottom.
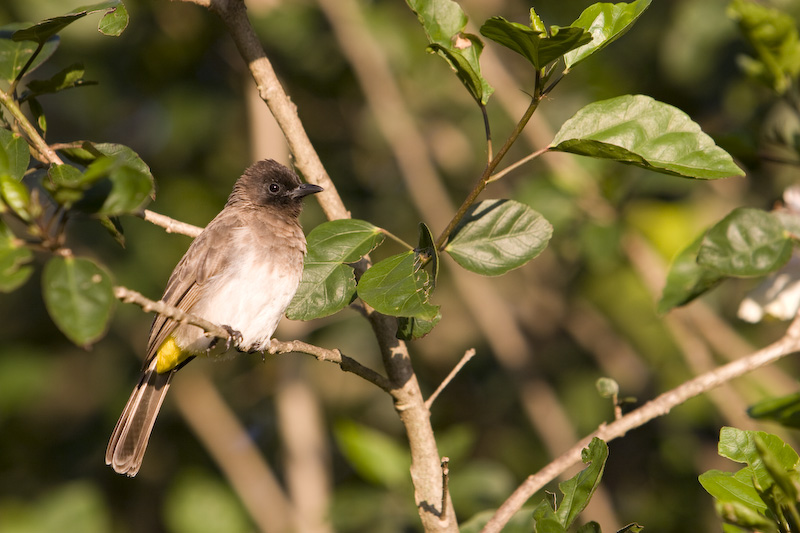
222, 325, 243, 351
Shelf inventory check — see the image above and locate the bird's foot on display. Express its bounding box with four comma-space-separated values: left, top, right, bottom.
218, 325, 243, 351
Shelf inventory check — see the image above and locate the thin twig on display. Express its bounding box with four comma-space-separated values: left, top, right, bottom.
268, 339, 392, 392
0, 87, 63, 165
435, 94, 542, 250
481, 311, 800, 533
425, 348, 476, 409
140, 209, 202, 238
487, 146, 550, 183
114, 285, 391, 391
113, 285, 231, 339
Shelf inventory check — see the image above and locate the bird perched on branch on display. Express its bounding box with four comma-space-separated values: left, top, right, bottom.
106, 159, 322, 476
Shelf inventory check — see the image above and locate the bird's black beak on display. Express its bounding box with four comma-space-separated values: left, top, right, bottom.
290, 182, 324, 199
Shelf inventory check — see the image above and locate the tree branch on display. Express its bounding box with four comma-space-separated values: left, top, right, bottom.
481, 312, 800, 533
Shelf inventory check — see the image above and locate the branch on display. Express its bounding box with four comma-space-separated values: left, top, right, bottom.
0, 87, 63, 165
113, 285, 231, 339
435, 94, 541, 250
425, 348, 476, 409
481, 312, 800, 533
140, 209, 202, 238
268, 339, 392, 392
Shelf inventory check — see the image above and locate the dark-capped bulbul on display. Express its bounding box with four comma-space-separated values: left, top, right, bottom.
106, 159, 322, 476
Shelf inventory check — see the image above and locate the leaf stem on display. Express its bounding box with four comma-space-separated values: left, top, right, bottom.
487, 146, 550, 183
379, 227, 414, 250
435, 93, 542, 250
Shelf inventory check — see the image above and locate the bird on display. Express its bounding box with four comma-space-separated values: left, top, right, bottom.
106, 159, 323, 477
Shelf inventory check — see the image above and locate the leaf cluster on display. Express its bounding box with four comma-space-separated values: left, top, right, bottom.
701, 427, 800, 532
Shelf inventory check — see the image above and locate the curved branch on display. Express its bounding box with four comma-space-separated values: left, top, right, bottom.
481, 312, 800, 533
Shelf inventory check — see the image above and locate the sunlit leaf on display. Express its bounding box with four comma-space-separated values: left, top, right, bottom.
98, 3, 129, 36
532, 500, 566, 533
23, 63, 96, 98
697, 208, 792, 277
12, 1, 127, 44
728, 0, 800, 94
446, 199, 553, 276
357, 251, 439, 320
306, 219, 384, 262
555, 438, 608, 528
565, 0, 652, 69
550, 94, 745, 179
405, 0, 493, 105
480, 17, 591, 70
287, 219, 384, 320
286, 261, 356, 321
42, 256, 115, 347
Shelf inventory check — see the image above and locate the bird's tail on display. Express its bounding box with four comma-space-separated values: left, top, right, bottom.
106, 358, 173, 477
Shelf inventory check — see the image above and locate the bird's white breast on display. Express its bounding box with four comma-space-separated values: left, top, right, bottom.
175, 224, 305, 354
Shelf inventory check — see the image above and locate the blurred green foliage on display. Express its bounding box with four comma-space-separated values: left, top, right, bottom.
1, 0, 800, 532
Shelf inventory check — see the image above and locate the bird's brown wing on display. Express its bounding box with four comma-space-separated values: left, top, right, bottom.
144, 211, 243, 363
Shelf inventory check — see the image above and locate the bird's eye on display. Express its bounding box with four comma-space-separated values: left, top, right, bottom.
268, 182, 281, 194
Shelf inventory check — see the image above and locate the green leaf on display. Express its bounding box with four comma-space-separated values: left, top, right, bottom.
42, 256, 115, 347
416, 222, 438, 285
28, 97, 47, 133
72, 143, 155, 215
12, 1, 127, 44
697, 208, 793, 277
555, 438, 609, 528
98, 3, 129, 37
0, 24, 59, 82
23, 63, 96, 98
396, 312, 441, 341
286, 261, 356, 321
748, 392, 800, 429
657, 232, 725, 314
718, 426, 800, 493
357, 251, 439, 320
756, 435, 800, 502
306, 219, 384, 262
595, 377, 619, 398
0, 128, 30, 182
405, 0, 493, 105
576, 523, 601, 533
699, 469, 769, 511
333, 420, 410, 489
446, 199, 553, 276
532, 500, 566, 533
564, 0, 652, 69
480, 17, 591, 70
550, 94, 745, 179
713, 499, 776, 530
0, 174, 32, 221
98, 216, 125, 248
0, 219, 33, 292
616, 525, 644, 533
728, 0, 800, 94
46, 163, 90, 207
286, 219, 384, 321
